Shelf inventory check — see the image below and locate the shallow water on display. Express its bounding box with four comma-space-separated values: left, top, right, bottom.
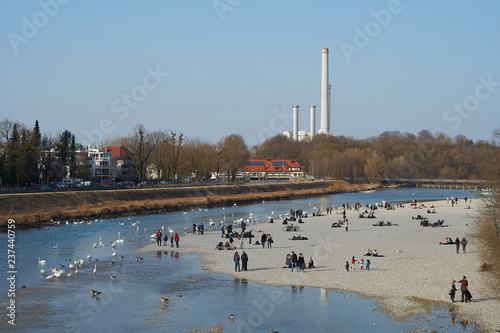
0, 188, 482, 332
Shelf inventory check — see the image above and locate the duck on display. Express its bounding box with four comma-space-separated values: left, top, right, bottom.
135, 256, 143, 261
53, 244, 58, 250
67, 272, 73, 278
91, 290, 102, 296
110, 275, 116, 281
161, 296, 169, 303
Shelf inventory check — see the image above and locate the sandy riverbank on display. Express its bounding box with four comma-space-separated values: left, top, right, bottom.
139, 198, 500, 332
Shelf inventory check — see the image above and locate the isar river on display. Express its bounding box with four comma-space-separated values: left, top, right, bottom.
0, 187, 484, 332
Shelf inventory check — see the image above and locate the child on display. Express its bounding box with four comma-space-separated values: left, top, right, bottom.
450, 280, 457, 302
351, 256, 356, 270
345, 261, 349, 272
359, 259, 364, 270
365, 259, 371, 271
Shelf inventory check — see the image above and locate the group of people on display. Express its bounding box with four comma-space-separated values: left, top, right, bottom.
288, 251, 314, 271
156, 230, 180, 248
192, 223, 205, 235
233, 251, 249, 271
455, 237, 468, 253
449, 276, 472, 303
347, 256, 371, 271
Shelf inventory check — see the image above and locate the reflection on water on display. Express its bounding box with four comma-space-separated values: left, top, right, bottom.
0, 188, 482, 332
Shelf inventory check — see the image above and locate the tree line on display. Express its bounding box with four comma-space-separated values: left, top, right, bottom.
0, 118, 498, 187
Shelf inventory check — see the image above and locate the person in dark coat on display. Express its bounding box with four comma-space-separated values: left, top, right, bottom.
298, 253, 305, 271
455, 237, 460, 254
461, 237, 468, 253
234, 252, 241, 272
261, 233, 267, 249
291, 251, 298, 272
241, 251, 248, 271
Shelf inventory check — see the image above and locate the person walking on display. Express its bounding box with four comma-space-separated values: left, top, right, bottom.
345, 261, 350, 272
450, 280, 457, 302
261, 233, 267, 249
221, 225, 225, 237
241, 251, 248, 271
240, 237, 244, 249
461, 237, 468, 253
351, 256, 356, 270
298, 253, 305, 271
193, 223, 197, 235
359, 259, 364, 270
365, 259, 370, 271
267, 235, 273, 248
234, 251, 241, 272
455, 237, 460, 254
458, 276, 469, 302
291, 251, 298, 272
174, 233, 180, 248
345, 220, 348, 232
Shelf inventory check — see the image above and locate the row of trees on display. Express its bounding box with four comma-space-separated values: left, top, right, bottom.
1, 117, 499, 186
114, 124, 250, 183
252, 130, 499, 183
0, 119, 78, 187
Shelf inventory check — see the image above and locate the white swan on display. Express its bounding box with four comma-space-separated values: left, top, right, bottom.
46, 274, 54, 280
69, 264, 74, 269
53, 269, 65, 278
40, 268, 46, 274
74, 267, 79, 275
53, 244, 58, 249
93, 264, 97, 274
67, 272, 73, 278
92, 242, 97, 248
38, 257, 47, 265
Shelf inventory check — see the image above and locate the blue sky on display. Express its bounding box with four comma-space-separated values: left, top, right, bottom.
1, 0, 500, 147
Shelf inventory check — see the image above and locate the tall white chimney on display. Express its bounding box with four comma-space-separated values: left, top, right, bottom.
293, 105, 299, 141
309, 105, 315, 139
319, 48, 330, 135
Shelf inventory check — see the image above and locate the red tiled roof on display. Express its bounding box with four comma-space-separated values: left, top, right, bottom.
103, 146, 129, 159
240, 159, 303, 173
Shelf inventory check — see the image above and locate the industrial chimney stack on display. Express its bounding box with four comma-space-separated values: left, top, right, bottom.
309, 105, 315, 139
292, 105, 299, 141
318, 48, 330, 135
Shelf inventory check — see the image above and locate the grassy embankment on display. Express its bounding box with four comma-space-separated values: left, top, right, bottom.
0, 180, 376, 227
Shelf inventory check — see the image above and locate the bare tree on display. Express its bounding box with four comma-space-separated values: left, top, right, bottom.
218, 134, 249, 182
121, 124, 160, 183
364, 150, 385, 184
166, 131, 185, 181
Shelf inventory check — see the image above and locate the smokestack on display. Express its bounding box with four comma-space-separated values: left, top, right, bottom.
293, 105, 299, 141
309, 105, 315, 139
319, 48, 330, 135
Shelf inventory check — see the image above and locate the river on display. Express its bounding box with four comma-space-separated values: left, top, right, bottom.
0, 187, 484, 332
